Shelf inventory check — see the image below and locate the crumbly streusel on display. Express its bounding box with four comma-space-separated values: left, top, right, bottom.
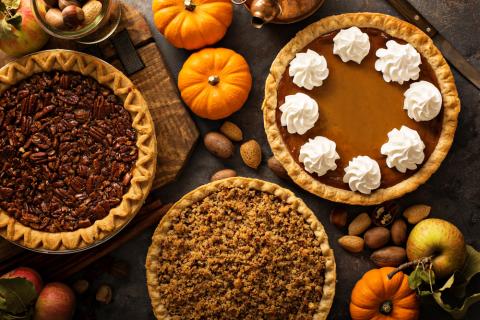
155, 187, 326, 320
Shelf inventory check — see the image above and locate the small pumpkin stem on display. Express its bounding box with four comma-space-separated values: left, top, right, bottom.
208, 75, 220, 86
184, 0, 196, 11
379, 301, 393, 315
387, 256, 432, 279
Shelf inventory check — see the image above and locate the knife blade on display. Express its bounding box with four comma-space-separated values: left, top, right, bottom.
387, 0, 480, 90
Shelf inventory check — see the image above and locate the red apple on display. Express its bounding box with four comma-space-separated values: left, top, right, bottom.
34, 283, 76, 320
0, 0, 49, 57
2, 266, 43, 294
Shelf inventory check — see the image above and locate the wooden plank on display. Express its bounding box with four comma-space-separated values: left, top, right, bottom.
111, 43, 199, 189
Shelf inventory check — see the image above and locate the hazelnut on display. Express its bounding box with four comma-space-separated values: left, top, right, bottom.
72, 279, 89, 294
45, 8, 64, 29
62, 5, 85, 29
96, 284, 113, 304
59, 0, 81, 10
83, 0, 102, 25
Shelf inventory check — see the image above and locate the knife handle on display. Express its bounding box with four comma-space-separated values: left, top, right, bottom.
386, 0, 438, 37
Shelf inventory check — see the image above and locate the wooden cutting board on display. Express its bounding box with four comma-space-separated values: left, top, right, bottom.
0, 3, 198, 270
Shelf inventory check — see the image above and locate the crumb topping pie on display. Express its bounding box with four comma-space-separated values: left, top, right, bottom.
263, 13, 460, 205
0, 50, 157, 251
146, 177, 335, 320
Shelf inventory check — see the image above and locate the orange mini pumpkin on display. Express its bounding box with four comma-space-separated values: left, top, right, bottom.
178, 48, 252, 120
350, 267, 419, 320
152, 0, 233, 50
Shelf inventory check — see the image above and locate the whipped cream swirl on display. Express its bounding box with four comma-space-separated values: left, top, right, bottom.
333, 26, 371, 64
280, 93, 319, 135
299, 136, 340, 176
289, 49, 329, 90
375, 40, 421, 84
381, 126, 425, 173
404, 80, 442, 121
343, 156, 381, 194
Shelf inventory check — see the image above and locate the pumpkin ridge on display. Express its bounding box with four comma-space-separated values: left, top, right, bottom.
196, 3, 232, 29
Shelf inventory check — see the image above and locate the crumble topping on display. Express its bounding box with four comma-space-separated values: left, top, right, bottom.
155, 187, 326, 319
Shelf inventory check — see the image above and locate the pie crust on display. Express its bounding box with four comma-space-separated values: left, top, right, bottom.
263, 13, 460, 205
0, 50, 157, 251
146, 177, 336, 320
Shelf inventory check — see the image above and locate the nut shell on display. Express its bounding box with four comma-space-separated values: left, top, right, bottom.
204, 132, 234, 159
211, 169, 237, 181
267, 156, 289, 179
219, 121, 243, 142
329, 207, 347, 228
370, 246, 406, 267
82, 0, 103, 25
45, 8, 64, 29
371, 202, 399, 227
62, 5, 85, 29
96, 284, 113, 304
240, 139, 262, 169
403, 204, 431, 224
338, 235, 364, 253
364, 227, 390, 249
348, 212, 371, 236
391, 219, 408, 245
59, 0, 81, 10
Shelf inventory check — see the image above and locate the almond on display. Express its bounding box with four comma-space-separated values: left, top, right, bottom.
338, 235, 364, 253
403, 204, 431, 224
391, 219, 408, 245
204, 132, 234, 159
267, 156, 289, 179
330, 207, 347, 228
348, 213, 371, 236
370, 246, 406, 267
219, 121, 243, 142
240, 140, 262, 169
364, 227, 390, 249
211, 169, 237, 181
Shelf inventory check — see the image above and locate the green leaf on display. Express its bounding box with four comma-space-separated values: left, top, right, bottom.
0, 278, 37, 316
1, 0, 20, 10
419, 290, 433, 297
430, 245, 480, 319
418, 269, 436, 286
6, 13, 21, 29
408, 269, 423, 290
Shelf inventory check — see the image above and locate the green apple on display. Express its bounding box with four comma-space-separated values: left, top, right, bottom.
406, 218, 466, 279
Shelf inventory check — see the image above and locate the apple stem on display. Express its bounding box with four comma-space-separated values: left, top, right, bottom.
387, 256, 432, 279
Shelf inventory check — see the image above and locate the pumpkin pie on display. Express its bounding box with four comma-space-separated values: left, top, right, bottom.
0, 50, 157, 251
263, 13, 460, 205
146, 177, 336, 319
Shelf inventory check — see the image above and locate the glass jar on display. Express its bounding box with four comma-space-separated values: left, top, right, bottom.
31, 0, 121, 44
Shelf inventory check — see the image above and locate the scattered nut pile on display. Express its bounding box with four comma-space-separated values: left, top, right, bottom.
206, 121, 291, 181
44, 0, 103, 30
333, 203, 432, 268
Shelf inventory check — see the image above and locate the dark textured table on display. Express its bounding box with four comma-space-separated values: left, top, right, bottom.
94, 1, 480, 319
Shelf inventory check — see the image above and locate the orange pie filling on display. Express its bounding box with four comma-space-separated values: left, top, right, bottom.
276, 28, 443, 191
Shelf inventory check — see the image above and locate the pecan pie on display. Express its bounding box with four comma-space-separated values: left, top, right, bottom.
0, 50, 157, 251
263, 13, 460, 205
146, 177, 335, 320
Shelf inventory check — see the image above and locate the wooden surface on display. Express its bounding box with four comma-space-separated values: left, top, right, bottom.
0, 4, 198, 270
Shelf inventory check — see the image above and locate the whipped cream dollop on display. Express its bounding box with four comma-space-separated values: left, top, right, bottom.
403, 80, 442, 121
280, 93, 319, 135
381, 126, 425, 173
375, 40, 421, 84
343, 156, 381, 194
299, 136, 340, 176
333, 26, 371, 64
289, 49, 329, 90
